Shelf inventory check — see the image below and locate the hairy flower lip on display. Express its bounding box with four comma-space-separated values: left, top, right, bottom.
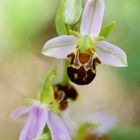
67, 65, 96, 85
53, 84, 78, 110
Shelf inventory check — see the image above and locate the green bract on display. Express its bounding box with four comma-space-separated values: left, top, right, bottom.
64, 0, 83, 25
100, 21, 116, 38
39, 67, 57, 103
55, 0, 67, 35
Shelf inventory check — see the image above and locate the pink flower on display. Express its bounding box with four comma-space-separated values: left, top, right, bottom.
42, 0, 127, 85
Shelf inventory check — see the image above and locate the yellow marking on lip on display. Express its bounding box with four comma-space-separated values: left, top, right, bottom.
74, 73, 78, 79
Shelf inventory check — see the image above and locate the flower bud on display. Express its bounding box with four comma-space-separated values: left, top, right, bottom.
64, 0, 83, 25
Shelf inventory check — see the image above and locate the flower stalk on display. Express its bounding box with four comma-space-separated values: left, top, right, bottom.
61, 59, 70, 85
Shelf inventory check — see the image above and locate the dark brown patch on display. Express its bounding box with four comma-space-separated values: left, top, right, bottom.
67, 53, 75, 65
54, 89, 64, 101
67, 66, 96, 85
59, 100, 68, 110
53, 84, 78, 111
93, 57, 101, 69
67, 49, 100, 85
54, 84, 78, 101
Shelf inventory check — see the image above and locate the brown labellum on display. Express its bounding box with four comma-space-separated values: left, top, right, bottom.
53, 84, 78, 111
67, 49, 100, 85
59, 100, 68, 111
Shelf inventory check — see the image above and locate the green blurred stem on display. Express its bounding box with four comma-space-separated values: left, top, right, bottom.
69, 29, 81, 38
61, 59, 69, 85
66, 24, 71, 35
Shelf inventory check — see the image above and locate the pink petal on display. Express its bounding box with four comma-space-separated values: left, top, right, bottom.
80, 0, 104, 37
19, 106, 48, 140
96, 41, 128, 67
42, 35, 78, 58
87, 111, 117, 136
46, 111, 71, 140
62, 111, 78, 135
11, 106, 31, 120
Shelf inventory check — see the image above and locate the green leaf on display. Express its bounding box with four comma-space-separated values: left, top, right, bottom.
100, 21, 116, 38
39, 67, 57, 103
55, 0, 67, 35
64, 0, 83, 25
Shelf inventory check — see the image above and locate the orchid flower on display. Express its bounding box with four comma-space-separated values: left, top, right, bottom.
42, 0, 127, 85
62, 111, 116, 140
11, 68, 71, 140
86, 111, 116, 137
11, 104, 71, 140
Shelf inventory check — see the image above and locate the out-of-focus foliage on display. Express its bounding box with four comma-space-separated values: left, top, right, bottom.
109, 125, 140, 140
104, 0, 140, 87
55, 0, 67, 35
0, 0, 59, 53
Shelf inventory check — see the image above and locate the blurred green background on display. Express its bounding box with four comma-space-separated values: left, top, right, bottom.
105, 0, 140, 88
0, 0, 140, 139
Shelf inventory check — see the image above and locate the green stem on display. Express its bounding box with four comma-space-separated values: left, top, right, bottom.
61, 59, 69, 85
66, 24, 71, 35
69, 29, 81, 38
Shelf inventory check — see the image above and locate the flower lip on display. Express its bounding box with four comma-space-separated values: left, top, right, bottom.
67, 65, 96, 85
67, 49, 100, 85
53, 84, 78, 110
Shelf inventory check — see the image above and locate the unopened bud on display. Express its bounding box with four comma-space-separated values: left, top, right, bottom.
64, 0, 83, 25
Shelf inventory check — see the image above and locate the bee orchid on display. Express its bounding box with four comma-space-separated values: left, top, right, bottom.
42, 0, 127, 85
